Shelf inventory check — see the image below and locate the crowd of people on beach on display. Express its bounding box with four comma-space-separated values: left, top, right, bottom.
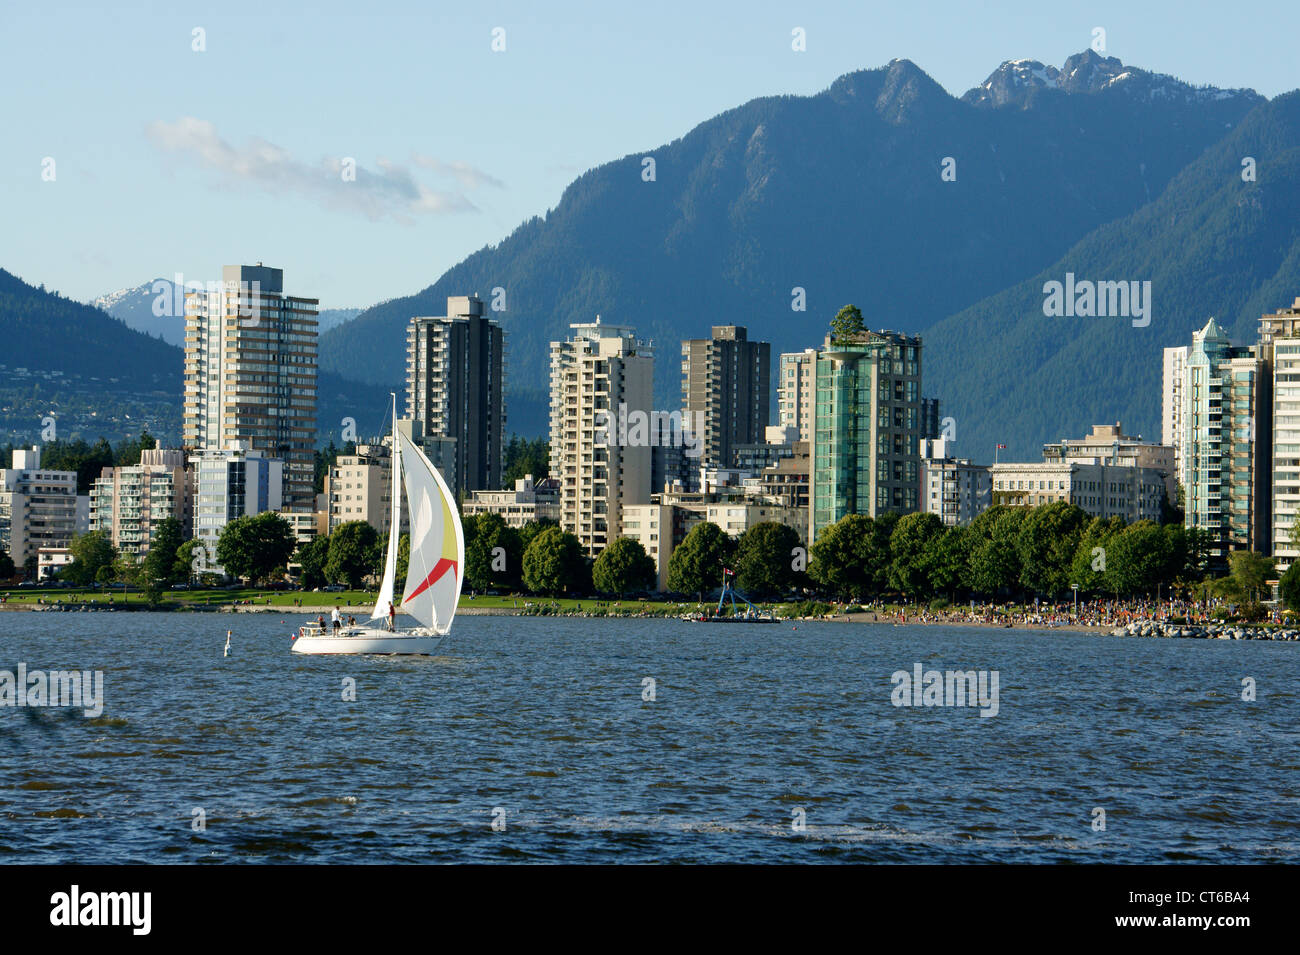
851, 596, 1286, 628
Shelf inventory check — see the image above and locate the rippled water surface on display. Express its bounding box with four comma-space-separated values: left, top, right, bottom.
1, 612, 1296, 863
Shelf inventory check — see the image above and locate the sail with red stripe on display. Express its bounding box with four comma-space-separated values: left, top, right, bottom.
398, 430, 464, 633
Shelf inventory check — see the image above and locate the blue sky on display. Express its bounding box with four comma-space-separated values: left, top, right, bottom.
4, 0, 1298, 310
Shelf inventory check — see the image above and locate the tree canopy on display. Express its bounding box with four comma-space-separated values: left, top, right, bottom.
216, 512, 296, 584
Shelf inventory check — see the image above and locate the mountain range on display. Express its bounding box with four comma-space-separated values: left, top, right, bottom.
319, 49, 1281, 456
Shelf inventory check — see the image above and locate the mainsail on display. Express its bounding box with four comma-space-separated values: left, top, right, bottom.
368, 397, 402, 622
398, 431, 464, 633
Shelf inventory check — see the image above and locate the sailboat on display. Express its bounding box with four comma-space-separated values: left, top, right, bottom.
293, 396, 464, 655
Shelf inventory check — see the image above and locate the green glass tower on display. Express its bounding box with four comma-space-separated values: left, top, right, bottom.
1182, 317, 1270, 559
809, 329, 922, 542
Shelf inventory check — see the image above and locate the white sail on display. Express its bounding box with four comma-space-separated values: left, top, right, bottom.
368, 397, 402, 622
398, 431, 463, 633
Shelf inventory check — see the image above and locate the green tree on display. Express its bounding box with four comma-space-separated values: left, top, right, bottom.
464, 513, 523, 592
142, 517, 185, 587
324, 520, 380, 589
964, 506, 1026, 597
314, 440, 339, 495
1278, 560, 1300, 611
216, 512, 296, 584
66, 531, 117, 586
502, 436, 550, 486
521, 526, 584, 595
518, 519, 557, 554
1069, 515, 1125, 596
830, 304, 865, 343
174, 538, 209, 584
1226, 550, 1275, 603
1105, 521, 1174, 597
1016, 501, 1089, 597
113, 553, 143, 588
40, 437, 114, 493
592, 537, 656, 596
733, 522, 801, 599
927, 525, 970, 599
666, 522, 736, 599
294, 534, 331, 590
0, 547, 14, 580
114, 429, 157, 467
809, 514, 878, 600
397, 533, 410, 589
888, 512, 944, 598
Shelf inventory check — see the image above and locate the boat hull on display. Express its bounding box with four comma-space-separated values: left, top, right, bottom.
292, 627, 446, 655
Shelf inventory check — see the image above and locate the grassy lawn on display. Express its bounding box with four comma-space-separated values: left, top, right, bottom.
0, 586, 376, 608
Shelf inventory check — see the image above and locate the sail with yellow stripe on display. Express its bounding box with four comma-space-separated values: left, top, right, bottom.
397, 430, 464, 634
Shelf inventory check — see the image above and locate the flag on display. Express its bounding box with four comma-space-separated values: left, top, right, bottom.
996, 444, 1007, 449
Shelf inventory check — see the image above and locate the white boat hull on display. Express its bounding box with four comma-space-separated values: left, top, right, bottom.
292, 626, 446, 655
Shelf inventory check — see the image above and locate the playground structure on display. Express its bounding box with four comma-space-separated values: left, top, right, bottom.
690, 568, 778, 624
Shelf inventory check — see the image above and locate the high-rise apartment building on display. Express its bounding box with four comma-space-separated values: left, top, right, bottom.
920, 437, 991, 526
681, 325, 770, 469
89, 449, 192, 558
183, 264, 318, 511
1259, 297, 1300, 571
406, 295, 505, 494
808, 329, 922, 542
549, 318, 654, 554
778, 349, 816, 442
1181, 318, 1270, 558
0, 447, 78, 570
1162, 345, 1190, 482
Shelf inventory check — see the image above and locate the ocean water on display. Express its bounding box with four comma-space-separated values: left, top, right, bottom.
1, 612, 1296, 863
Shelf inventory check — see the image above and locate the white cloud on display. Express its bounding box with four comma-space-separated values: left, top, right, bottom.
146, 117, 476, 222
411, 154, 505, 190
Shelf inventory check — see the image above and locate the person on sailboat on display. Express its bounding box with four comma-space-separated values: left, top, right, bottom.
387, 601, 395, 632
331, 607, 341, 632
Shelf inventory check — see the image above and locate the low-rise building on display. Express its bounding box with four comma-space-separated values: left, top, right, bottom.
623, 484, 806, 593
326, 442, 394, 534
0, 447, 79, 570
1041, 422, 1176, 498
37, 546, 72, 581
462, 474, 561, 528
990, 460, 1165, 523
